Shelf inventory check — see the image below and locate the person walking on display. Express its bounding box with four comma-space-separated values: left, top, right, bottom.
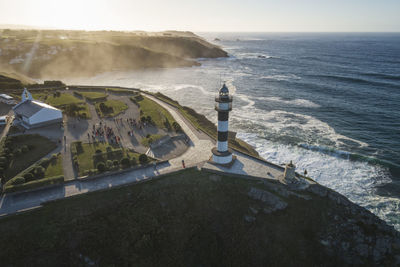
182, 160, 186, 168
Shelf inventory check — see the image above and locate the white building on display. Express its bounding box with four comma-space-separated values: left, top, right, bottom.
0, 94, 15, 105
12, 89, 62, 129
0, 115, 7, 126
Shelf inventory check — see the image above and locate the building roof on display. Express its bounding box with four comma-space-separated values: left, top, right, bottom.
13, 100, 60, 118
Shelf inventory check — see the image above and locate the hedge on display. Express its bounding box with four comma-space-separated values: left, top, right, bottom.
3, 175, 64, 193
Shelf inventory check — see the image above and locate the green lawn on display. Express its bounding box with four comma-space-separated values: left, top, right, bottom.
0, 134, 58, 181
78, 91, 108, 101
95, 99, 128, 117
44, 154, 63, 178
71, 142, 149, 176
140, 134, 164, 147
3, 153, 64, 193
133, 94, 178, 131
46, 93, 83, 106
31, 92, 91, 119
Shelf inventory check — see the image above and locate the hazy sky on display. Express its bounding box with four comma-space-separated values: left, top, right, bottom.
0, 0, 399, 32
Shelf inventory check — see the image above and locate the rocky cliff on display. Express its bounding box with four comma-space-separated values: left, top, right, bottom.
0, 168, 398, 266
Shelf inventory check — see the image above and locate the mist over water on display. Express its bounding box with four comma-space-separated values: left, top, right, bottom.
64, 33, 400, 230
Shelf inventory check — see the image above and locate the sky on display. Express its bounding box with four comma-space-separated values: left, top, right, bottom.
0, 0, 399, 32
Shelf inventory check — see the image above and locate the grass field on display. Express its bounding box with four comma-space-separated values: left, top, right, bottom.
45, 93, 83, 106
71, 142, 145, 176
95, 99, 128, 117
133, 95, 178, 131
3, 153, 64, 193
44, 154, 63, 178
0, 134, 57, 181
78, 91, 108, 101
30, 92, 91, 118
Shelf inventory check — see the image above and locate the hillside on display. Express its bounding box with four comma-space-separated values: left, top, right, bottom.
0, 168, 398, 266
0, 29, 228, 78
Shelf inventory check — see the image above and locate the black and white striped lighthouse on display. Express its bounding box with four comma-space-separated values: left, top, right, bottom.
212, 83, 233, 164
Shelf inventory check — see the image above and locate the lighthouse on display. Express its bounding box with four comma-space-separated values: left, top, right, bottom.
212, 83, 234, 165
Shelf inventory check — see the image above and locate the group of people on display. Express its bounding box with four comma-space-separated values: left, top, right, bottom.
88, 122, 121, 145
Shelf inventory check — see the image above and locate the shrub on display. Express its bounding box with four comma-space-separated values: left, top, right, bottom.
172, 121, 182, 132
146, 115, 152, 122
14, 148, 22, 156
106, 146, 112, 152
11, 176, 25, 185
97, 162, 106, 172
40, 158, 50, 167
34, 166, 45, 179
95, 149, 102, 154
4, 175, 64, 193
146, 134, 151, 138
113, 160, 119, 167
21, 145, 29, 153
141, 116, 146, 122
51, 153, 58, 161
131, 157, 137, 166
120, 157, 130, 168
139, 154, 148, 164
23, 173, 34, 182
106, 160, 113, 169
75, 141, 83, 154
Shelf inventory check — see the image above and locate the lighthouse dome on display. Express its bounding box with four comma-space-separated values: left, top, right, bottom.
219, 84, 229, 97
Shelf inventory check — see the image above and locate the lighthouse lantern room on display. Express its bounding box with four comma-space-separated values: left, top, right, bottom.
212, 83, 234, 165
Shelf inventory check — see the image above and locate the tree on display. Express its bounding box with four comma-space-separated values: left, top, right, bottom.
172, 122, 181, 132
139, 154, 148, 164
11, 177, 25, 185
97, 162, 106, 172
34, 166, 45, 179
23, 173, 34, 182
120, 157, 130, 168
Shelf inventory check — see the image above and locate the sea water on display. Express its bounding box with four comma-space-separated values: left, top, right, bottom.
65, 33, 400, 230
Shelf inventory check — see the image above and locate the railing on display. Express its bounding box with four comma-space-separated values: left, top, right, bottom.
215, 102, 232, 111
215, 95, 233, 102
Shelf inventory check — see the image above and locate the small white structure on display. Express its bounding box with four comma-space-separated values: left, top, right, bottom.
12, 88, 62, 129
283, 161, 296, 182
0, 94, 15, 105
0, 115, 7, 126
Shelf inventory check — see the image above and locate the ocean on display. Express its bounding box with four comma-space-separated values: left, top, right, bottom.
64, 33, 400, 230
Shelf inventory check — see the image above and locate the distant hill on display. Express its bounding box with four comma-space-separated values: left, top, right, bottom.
0, 71, 37, 89
0, 29, 228, 79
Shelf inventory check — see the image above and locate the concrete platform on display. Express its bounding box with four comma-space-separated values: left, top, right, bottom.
202, 151, 285, 181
